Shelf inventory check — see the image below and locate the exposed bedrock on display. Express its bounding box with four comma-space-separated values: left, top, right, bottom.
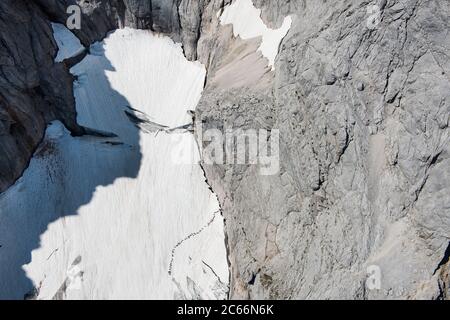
0, 0, 449, 300
33, 0, 233, 60
197, 0, 450, 299
0, 0, 83, 193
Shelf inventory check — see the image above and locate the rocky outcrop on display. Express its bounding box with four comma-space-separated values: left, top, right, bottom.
197, 0, 450, 299
0, 0, 448, 300
0, 0, 83, 193
34, 0, 232, 60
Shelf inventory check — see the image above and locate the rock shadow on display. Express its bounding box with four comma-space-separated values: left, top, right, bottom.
0, 41, 142, 299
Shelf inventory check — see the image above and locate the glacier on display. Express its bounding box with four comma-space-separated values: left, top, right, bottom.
0, 28, 229, 299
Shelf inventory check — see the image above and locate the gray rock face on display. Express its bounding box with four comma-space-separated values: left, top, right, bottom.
0, 0, 449, 299
33, 0, 227, 60
0, 0, 83, 193
197, 0, 450, 299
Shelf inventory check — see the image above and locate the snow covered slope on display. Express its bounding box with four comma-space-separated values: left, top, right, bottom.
220, 0, 292, 69
51, 23, 85, 62
0, 29, 228, 299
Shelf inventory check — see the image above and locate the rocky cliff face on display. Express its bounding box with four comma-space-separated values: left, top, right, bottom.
197, 0, 450, 299
0, 0, 85, 193
0, 0, 449, 299
34, 0, 232, 60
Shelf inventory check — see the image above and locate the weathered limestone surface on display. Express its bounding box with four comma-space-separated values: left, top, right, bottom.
197, 0, 450, 299
0, 0, 448, 299
0, 0, 83, 193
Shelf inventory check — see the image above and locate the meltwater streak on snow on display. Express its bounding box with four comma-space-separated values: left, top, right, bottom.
51, 23, 85, 63
220, 0, 292, 69
0, 29, 228, 299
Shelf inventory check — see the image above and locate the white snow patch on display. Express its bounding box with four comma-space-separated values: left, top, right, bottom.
51, 23, 85, 62
0, 29, 228, 300
220, 0, 292, 69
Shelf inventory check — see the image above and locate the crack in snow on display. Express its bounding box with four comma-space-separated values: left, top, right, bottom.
0, 28, 229, 300
168, 210, 220, 276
